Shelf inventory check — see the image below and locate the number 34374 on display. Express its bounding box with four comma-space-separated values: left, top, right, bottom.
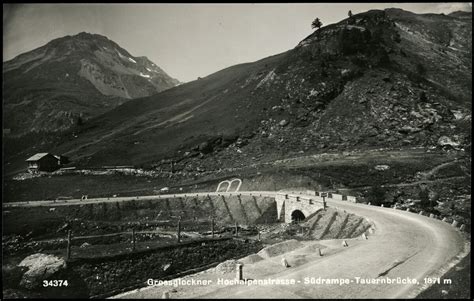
43, 280, 69, 287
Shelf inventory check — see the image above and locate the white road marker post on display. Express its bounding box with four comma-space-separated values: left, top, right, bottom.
236, 263, 243, 280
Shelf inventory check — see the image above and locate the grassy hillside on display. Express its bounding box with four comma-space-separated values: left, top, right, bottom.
5, 9, 470, 174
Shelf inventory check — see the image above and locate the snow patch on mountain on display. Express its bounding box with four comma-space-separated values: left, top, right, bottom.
116, 50, 137, 63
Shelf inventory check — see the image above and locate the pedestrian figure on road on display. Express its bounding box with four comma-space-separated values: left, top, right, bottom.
281, 257, 290, 268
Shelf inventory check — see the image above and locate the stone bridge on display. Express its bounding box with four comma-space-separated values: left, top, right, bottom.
275, 191, 327, 223
274, 190, 359, 223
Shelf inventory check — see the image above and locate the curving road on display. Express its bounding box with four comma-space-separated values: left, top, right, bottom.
185, 196, 468, 299
3, 191, 468, 298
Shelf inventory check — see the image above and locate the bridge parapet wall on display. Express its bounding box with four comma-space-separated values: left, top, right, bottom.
276, 192, 325, 223
319, 191, 358, 203
347, 196, 358, 203
330, 193, 344, 200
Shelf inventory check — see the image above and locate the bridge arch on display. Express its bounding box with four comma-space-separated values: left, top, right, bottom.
291, 210, 306, 223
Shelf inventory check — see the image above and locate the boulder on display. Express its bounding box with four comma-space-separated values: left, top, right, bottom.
18, 253, 66, 290
398, 125, 422, 134
367, 128, 379, 137
80, 242, 91, 248
235, 138, 248, 147
437, 136, 460, 148
198, 141, 213, 154
279, 119, 289, 127
221, 134, 238, 147
374, 165, 390, 171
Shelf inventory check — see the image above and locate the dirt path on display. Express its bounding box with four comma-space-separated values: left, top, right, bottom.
132, 96, 218, 136
337, 176, 466, 193
421, 160, 459, 180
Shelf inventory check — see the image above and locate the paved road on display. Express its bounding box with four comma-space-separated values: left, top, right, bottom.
3, 191, 467, 298
2, 191, 278, 208
109, 192, 467, 299
197, 199, 466, 298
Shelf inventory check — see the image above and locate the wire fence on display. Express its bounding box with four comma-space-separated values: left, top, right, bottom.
63, 217, 261, 260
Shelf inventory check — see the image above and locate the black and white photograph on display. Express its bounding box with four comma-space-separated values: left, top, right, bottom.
2, 2, 472, 299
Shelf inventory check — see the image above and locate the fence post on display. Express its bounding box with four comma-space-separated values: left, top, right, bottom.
66, 230, 72, 260
211, 216, 215, 238
177, 217, 182, 242
132, 229, 136, 251
235, 222, 238, 237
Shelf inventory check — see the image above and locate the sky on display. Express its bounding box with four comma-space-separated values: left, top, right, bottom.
3, 3, 472, 82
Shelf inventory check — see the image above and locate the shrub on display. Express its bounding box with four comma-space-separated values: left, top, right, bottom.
366, 185, 387, 206
2, 264, 27, 289
419, 91, 428, 102
416, 63, 426, 75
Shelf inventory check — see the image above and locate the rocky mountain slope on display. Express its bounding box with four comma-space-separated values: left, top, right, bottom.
9, 9, 472, 173
3, 32, 180, 135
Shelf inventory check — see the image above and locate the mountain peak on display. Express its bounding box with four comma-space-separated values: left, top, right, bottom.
3, 33, 180, 135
